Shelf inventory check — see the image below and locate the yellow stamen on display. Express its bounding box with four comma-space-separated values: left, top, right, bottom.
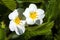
29, 12, 37, 20
13, 17, 21, 25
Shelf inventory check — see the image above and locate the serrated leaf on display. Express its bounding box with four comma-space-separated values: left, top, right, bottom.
1, 0, 16, 10
32, 21, 54, 35
27, 21, 54, 32
35, 22, 54, 35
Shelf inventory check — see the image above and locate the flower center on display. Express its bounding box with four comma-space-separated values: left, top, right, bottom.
29, 12, 37, 20
13, 17, 21, 25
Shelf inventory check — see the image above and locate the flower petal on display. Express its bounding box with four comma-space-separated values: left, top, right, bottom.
14, 25, 25, 35
9, 21, 15, 31
8, 9, 18, 20
23, 8, 30, 18
37, 9, 44, 14
29, 4, 37, 11
38, 14, 45, 19
20, 20, 26, 25
14, 26, 20, 35
37, 9, 45, 19
26, 18, 36, 25
18, 25, 25, 34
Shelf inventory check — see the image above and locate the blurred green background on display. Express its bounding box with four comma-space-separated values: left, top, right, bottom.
0, 0, 60, 40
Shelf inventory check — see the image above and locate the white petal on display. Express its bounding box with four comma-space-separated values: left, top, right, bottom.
18, 25, 25, 34
9, 21, 15, 31
38, 14, 45, 19
29, 4, 37, 11
37, 9, 44, 14
14, 25, 25, 35
26, 18, 36, 25
8, 9, 18, 20
20, 20, 26, 25
14, 26, 19, 35
37, 9, 45, 19
23, 8, 30, 18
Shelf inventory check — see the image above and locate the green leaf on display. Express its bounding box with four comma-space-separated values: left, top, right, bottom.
35, 21, 54, 35
45, 0, 58, 22
27, 21, 54, 33
1, 0, 16, 10
29, 21, 54, 35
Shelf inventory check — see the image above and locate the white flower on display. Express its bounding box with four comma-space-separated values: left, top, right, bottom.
8, 9, 26, 35
23, 4, 45, 25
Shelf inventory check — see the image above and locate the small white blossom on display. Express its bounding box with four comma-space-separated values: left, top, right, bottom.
8, 9, 26, 35
23, 4, 45, 25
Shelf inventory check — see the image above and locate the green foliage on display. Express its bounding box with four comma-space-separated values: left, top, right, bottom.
27, 21, 54, 35
0, 29, 6, 40
45, 0, 57, 22
22, 21, 54, 40
1, 0, 16, 10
